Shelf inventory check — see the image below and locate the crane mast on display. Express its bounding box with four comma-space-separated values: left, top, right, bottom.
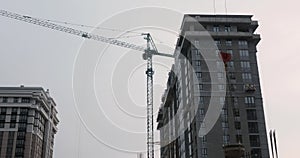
0, 10, 173, 158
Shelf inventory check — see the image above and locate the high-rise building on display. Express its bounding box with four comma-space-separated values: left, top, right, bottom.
0, 86, 59, 158
157, 15, 269, 158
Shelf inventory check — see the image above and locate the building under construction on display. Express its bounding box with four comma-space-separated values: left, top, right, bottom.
157, 15, 270, 158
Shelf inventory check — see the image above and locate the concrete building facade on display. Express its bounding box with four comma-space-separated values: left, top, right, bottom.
157, 15, 269, 158
0, 86, 59, 158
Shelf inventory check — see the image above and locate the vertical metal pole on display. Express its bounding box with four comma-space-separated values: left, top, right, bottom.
145, 34, 154, 158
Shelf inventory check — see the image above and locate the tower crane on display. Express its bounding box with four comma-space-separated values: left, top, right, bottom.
0, 9, 173, 158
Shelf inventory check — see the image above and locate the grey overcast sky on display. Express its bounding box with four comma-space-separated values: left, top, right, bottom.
1, 0, 300, 158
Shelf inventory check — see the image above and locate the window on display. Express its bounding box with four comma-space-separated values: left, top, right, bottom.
239, 50, 249, 58
222, 108, 228, 115
196, 72, 202, 78
242, 73, 252, 81
199, 108, 205, 115
2, 97, 8, 103
201, 148, 207, 157
21, 97, 30, 103
248, 122, 259, 133
0, 108, 6, 114
228, 61, 234, 68
199, 97, 204, 105
215, 40, 221, 46
195, 60, 201, 66
13, 97, 19, 103
247, 109, 257, 120
0, 122, 4, 128
233, 108, 240, 117
240, 61, 250, 70
225, 26, 231, 32
202, 135, 207, 143
229, 72, 236, 79
10, 123, 16, 128
0, 115, 5, 121
19, 115, 27, 123
12, 107, 18, 114
245, 96, 255, 106
238, 40, 248, 46
235, 122, 241, 129
192, 49, 200, 55
17, 132, 25, 137
249, 135, 260, 147
198, 84, 204, 90
223, 135, 230, 144
213, 25, 220, 32
222, 122, 229, 128
194, 40, 200, 46
20, 108, 28, 115
236, 135, 243, 143
225, 40, 232, 46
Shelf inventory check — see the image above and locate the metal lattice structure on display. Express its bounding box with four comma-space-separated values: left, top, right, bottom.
0, 9, 173, 158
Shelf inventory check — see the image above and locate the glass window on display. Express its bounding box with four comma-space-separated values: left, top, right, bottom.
12, 107, 18, 114
202, 135, 207, 143
213, 25, 220, 32
228, 61, 234, 68
239, 50, 249, 58
196, 72, 202, 78
235, 122, 241, 129
233, 108, 240, 117
194, 40, 200, 46
195, 60, 201, 66
222, 122, 229, 128
240, 61, 250, 69
223, 135, 230, 144
236, 135, 243, 143
247, 109, 257, 120
225, 26, 231, 32
201, 148, 207, 156
199, 97, 204, 105
192, 49, 200, 55
242, 73, 252, 81
198, 84, 203, 90
21, 97, 30, 103
199, 108, 205, 115
245, 96, 255, 105
13, 97, 19, 103
248, 122, 259, 133
225, 40, 232, 46
0, 108, 6, 114
2, 97, 8, 103
215, 40, 221, 46
0, 122, 4, 128
238, 40, 248, 46
249, 135, 260, 147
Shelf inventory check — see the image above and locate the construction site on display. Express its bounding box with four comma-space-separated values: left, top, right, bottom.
1, 0, 298, 158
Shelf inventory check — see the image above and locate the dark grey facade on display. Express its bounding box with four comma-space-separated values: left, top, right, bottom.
0, 86, 59, 158
157, 15, 269, 158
